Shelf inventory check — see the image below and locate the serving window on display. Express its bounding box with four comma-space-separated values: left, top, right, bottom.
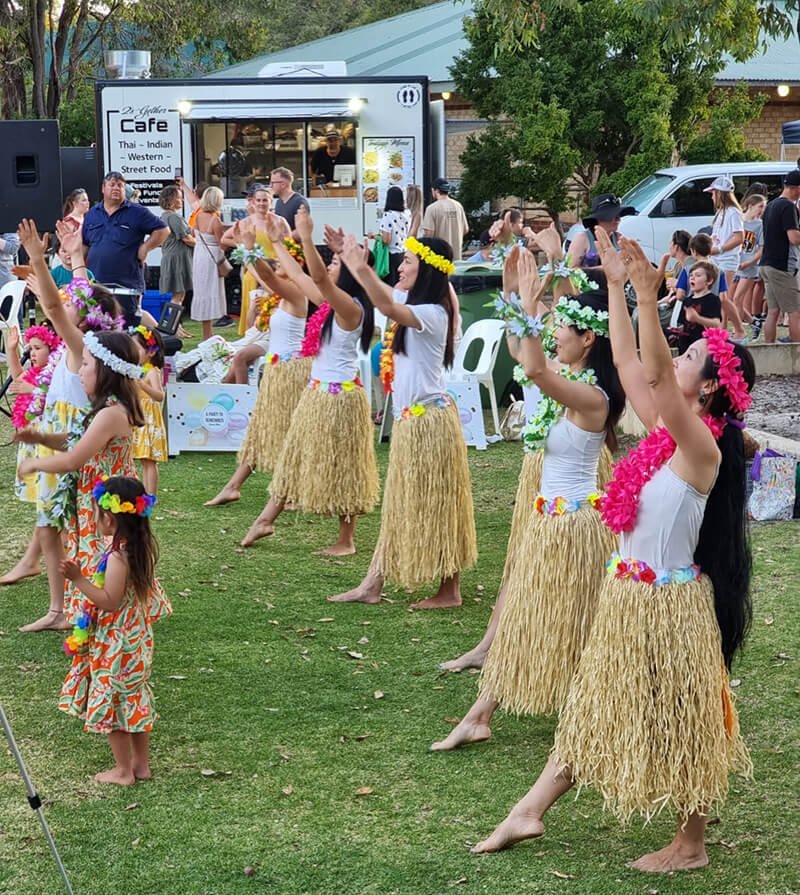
191, 118, 358, 199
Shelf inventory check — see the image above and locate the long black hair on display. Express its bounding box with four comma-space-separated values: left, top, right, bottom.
100, 476, 159, 602
566, 290, 625, 451
694, 342, 755, 670
320, 253, 375, 354
393, 237, 455, 368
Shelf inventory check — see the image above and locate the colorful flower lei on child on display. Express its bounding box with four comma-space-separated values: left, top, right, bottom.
521, 367, 598, 452
255, 292, 281, 332
404, 236, 455, 276
63, 278, 124, 331
19, 344, 65, 426
553, 296, 609, 337
11, 331, 64, 428
380, 322, 397, 394
63, 550, 109, 656
92, 475, 157, 516
300, 303, 332, 357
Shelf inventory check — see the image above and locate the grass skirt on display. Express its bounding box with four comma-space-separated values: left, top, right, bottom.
374, 401, 477, 589
269, 385, 379, 517
553, 574, 752, 823
237, 357, 312, 473
480, 504, 616, 715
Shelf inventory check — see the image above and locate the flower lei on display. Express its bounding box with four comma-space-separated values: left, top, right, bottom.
490, 237, 524, 266
300, 303, 332, 357
230, 244, 267, 267
404, 236, 455, 276
607, 553, 701, 587
255, 293, 280, 332
599, 415, 726, 534
702, 328, 752, 415
60, 281, 124, 331
92, 475, 157, 516
539, 255, 599, 294
63, 551, 108, 656
309, 375, 362, 394
490, 292, 546, 338
521, 367, 597, 452
11, 366, 45, 429
534, 493, 603, 516
380, 322, 397, 394
282, 237, 305, 265
131, 324, 158, 354
20, 344, 65, 426
553, 296, 609, 337
84, 331, 144, 380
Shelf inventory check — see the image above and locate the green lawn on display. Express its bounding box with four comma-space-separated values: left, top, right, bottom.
0, 411, 798, 895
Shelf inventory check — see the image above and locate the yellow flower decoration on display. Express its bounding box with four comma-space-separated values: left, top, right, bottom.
410, 404, 426, 417
404, 237, 456, 276
342, 380, 355, 391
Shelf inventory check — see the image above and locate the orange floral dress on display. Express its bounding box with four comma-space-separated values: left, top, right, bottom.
64, 432, 136, 620
59, 549, 171, 734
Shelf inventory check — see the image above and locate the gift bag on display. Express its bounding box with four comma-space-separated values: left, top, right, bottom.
500, 401, 526, 441
372, 237, 390, 280
747, 449, 798, 521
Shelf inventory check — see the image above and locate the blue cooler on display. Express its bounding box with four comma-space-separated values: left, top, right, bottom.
141, 290, 172, 320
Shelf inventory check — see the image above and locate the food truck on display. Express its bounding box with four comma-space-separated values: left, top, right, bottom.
95, 74, 439, 237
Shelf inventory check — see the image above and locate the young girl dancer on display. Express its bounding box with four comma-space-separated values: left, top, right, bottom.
471, 230, 753, 874
239, 207, 379, 554
205, 218, 313, 507
7, 220, 124, 631
329, 234, 477, 609
18, 331, 144, 622
432, 248, 624, 748
59, 475, 170, 785
130, 325, 167, 495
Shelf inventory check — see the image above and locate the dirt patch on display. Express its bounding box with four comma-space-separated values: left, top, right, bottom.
747, 375, 800, 441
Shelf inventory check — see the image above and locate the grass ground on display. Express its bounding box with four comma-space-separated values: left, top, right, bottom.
0, 375, 798, 894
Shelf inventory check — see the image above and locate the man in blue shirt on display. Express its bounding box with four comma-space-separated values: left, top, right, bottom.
82, 171, 168, 324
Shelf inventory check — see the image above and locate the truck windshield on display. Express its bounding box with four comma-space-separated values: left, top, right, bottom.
622, 173, 675, 213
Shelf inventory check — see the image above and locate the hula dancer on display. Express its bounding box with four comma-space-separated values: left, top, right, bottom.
471, 231, 754, 875
329, 234, 477, 609
240, 207, 379, 554
205, 218, 313, 506
432, 245, 624, 749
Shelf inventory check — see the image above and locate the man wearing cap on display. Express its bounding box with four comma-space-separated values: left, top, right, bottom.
568, 194, 635, 274
759, 170, 800, 343
309, 133, 355, 185
82, 172, 168, 325
421, 179, 469, 260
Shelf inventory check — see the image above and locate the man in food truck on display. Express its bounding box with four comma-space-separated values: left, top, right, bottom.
309, 131, 356, 185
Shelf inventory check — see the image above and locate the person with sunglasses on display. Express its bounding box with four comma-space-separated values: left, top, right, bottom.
567, 194, 635, 284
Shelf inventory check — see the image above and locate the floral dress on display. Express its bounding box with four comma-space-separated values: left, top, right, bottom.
59, 548, 171, 734
64, 419, 136, 619
132, 391, 168, 462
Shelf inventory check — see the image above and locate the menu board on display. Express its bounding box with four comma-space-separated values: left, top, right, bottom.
360, 137, 415, 233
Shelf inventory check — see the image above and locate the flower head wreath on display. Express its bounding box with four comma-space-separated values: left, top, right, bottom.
702, 328, 752, 417
92, 475, 157, 516
61, 278, 125, 331
24, 324, 62, 352
553, 296, 610, 337
83, 330, 144, 380
131, 324, 159, 354
404, 236, 456, 276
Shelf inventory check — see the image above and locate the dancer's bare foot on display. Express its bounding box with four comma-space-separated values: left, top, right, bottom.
240, 518, 274, 547
317, 542, 356, 557
328, 581, 382, 603
471, 812, 545, 854
204, 487, 241, 507
438, 647, 487, 672
431, 717, 491, 751
94, 767, 136, 786
627, 842, 709, 873
18, 609, 70, 633
133, 765, 152, 781
410, 592, 462, 610
0, 560, 42, 586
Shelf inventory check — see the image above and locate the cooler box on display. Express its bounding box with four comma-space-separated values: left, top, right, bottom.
142, 290, 172, 320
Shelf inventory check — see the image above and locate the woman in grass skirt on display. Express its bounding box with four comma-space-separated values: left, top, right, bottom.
471, 231, 754, 875
329, 234, 476, 609
432, 246, 624, 749
205, 219, 313, 507
440, 228, 615, 673
240, 207, 379, 554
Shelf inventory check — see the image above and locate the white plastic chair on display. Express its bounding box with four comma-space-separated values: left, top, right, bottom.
0, 280, 27, 357
445, 318, 506, 438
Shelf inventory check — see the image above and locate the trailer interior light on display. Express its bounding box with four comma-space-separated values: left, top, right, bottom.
777, 84, 790, 97
441, 92, 451, 100
177, 100, 193, 116
347, 97, 365, 114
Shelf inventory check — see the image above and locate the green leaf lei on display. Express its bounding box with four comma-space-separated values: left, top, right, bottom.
521, 367, 598, 452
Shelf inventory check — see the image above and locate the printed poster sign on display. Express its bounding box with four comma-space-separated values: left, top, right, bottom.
167, 383, 257, 454
361, 137, 415, 234
446, 378, 489, 450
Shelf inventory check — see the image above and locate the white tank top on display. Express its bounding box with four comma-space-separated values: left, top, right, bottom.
311, 310, 363, 382
539, 415, 606, 501
269, 306, 306, 357
620, 462, 709, 568
46, 352, 86, 409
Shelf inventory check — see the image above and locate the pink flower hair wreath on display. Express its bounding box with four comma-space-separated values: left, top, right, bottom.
702, 328, 752, 417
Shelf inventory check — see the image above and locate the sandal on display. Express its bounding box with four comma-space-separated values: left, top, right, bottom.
18, 609, 70, 633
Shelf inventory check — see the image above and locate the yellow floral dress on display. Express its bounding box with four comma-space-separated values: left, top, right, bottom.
239, 228, 276, 335
132, 391, 168, 462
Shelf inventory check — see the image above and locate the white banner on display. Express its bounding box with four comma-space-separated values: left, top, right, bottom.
166, 383, 257, 454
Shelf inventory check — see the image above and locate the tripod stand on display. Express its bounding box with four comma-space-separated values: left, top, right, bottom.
0, 704, 74, 894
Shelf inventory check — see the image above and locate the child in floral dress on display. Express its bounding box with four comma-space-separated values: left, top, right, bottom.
130, 325, 168, 495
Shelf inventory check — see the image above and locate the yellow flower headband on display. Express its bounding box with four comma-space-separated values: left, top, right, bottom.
404, 237, 455, 276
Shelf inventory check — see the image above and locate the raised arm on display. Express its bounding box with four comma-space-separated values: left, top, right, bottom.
21, 220, 85, 361
621, 237, 719, 478
596, 228, 658, 430
5, 327, 24, 380
261, 214, 322, 308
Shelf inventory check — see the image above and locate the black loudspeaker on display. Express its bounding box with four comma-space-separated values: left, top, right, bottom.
0, 120, 63, 233
61, 146, 99, 204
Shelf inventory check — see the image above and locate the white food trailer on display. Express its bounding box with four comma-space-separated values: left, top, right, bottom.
95, 74, 442, 239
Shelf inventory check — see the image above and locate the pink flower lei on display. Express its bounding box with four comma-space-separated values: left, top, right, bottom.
300, 303, 332, 358
13, 344, 65, 428
600, 416, 724, 534
702, 328, 752, 416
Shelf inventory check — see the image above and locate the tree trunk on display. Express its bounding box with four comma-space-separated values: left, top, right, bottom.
27, 0, 47, 117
